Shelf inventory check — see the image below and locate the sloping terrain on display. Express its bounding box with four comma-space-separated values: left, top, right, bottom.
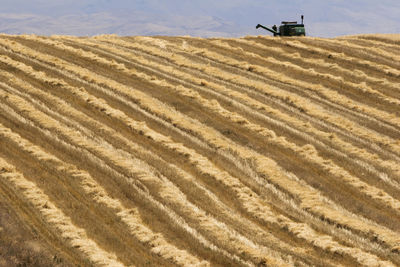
0, 34, 399, 266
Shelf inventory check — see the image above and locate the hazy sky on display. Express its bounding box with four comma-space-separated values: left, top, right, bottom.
0, 0, 399, 37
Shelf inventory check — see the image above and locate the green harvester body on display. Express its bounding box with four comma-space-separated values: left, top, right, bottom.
256, 15, 306, 37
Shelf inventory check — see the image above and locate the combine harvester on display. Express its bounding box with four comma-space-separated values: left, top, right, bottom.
256, 15, 306, 36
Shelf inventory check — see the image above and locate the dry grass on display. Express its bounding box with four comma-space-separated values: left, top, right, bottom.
0, 33, 399, 266
0, 156, 124, 267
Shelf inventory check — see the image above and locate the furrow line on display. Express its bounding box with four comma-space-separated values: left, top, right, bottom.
116, 36, 400, 157
239, 37, 400, 129
340, 37, 400, 55
227, 38, 400, 101
0, 80, 207, 266
0, 76, 305, 266
296, 37, 400, 71
0, 79, 285, 266
0, 72, 333, 266
0, 98, 394, 267
0, 51, 390, 265
245, 36, 400, 88
156, 36, 400, 142
0, 88, 252, 267
0, 166, 85, 266
84, 36, 400, 180
356, 35, 400, 46
11, 37, 400, 254
9, 34, 400, 165
0, 100, 176, 267
2, 35, 400, 260
0, 119, 208, 267
67, 35, 400, 189
31, 37, 400, 218
209, 38, 400, 113
159, 36, 400, 133
0, 157, 125, 267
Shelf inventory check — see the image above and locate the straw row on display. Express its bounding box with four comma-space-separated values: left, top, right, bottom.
0, 47, 390, 265
0, 34, 399, 265
6, 34, 400, 252
25, 37, 400, 217
68, 35, 400, 187
97, 36, 400, 158
0, 156, 125, 267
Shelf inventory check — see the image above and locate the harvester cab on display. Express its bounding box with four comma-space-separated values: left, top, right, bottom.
256, 15, 306, 37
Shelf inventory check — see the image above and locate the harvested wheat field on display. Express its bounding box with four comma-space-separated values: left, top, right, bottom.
0, 33, 399, 267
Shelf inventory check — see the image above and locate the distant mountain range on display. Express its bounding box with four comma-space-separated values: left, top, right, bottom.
0, 0, 399, 37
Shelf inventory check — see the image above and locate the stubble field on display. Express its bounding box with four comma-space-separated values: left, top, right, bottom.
0, 33, 399, 266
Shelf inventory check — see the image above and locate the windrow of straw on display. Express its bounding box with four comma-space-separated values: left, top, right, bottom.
356, 34, 400, 45
0, 48, 392, 265
227, 38, 400, 101
69, 35, 400, 186
339, 37, 400, 57
0, 97, 250, 267
158, 37, 400, 137
20, 37, 400, 217
213, 39, 400, 111
1, 34, 398, 264
248, 35, 400, 79
0, 71, 327, 265
0, 84, 395, 267
95, 36, 400, 158
279, 37, 400, 78
0, 75, 288, 266
0, 156, 125, 267
2, 64, 376, 266
297, 37, 400, 71
130, 36, 400, 163
0, 90, 256, 267
6, 36, 396, 255
0, 100, 208, 267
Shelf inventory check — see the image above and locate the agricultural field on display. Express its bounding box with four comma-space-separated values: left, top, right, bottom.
0, 33, 399, 266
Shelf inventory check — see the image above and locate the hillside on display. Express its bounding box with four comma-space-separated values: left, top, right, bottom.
0, 34, 399, 266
